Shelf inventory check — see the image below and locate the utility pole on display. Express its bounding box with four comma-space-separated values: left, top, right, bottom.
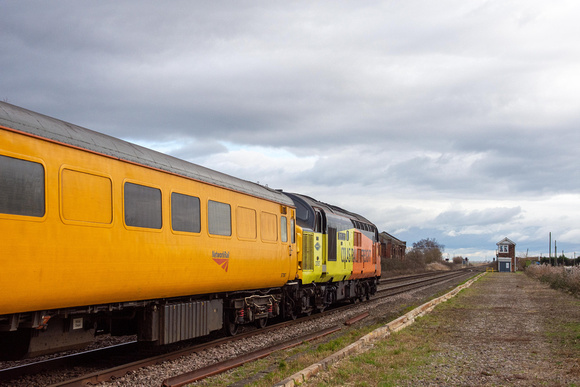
549, 232, 552, 266
555, 240, 557, 266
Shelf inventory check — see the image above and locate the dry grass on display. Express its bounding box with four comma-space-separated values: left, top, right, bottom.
425, 262, 451, 271
525, 264, 580, 296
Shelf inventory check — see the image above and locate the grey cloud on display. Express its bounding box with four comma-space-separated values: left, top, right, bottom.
434, 207, 522, 228
3, 1, 580, 259
162, 139, 228, 161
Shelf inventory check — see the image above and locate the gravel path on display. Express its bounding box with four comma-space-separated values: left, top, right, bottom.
308, 272, 580, 386
412, 272, 580, 385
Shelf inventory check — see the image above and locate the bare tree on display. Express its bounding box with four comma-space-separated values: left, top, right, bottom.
411, 238, 445, 264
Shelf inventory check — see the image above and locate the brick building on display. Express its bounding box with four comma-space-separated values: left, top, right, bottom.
496, 237, 516, 272
379, 231, 406, 260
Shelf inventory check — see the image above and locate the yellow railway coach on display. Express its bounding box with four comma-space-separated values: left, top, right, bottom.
0, 102, 298, 358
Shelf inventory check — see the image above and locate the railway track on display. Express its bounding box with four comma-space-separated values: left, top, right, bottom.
0, 268, 482, 386
377, 268, 475, 295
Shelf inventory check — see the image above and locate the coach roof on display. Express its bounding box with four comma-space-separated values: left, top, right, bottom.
0, 102, 293, 206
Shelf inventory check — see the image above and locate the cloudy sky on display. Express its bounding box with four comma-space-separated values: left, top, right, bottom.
2, 1, 580, 261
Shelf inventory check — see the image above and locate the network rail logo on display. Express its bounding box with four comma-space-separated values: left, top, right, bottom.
212, 251, 230, 272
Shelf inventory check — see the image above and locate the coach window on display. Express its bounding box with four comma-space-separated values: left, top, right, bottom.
236, 206, 257, 239
62, 169, 112, 224
208, 200, 231, 236
290, 218, 295, 244
281, 216, 288, 243
171, 192, 201, 233
0, 154, 45, 217
124, 182, 162, 229
260, 212, 278, 242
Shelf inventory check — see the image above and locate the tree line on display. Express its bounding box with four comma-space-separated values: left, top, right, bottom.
538, 255, 580, 266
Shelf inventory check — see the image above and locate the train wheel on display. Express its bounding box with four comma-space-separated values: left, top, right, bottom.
224, 312, 238, 336
283, 299, 298, 320
255, 317, 267, 329
0, 329, 31, 360
286, 305, 297, 320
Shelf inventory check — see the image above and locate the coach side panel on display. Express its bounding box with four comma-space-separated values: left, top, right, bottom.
0, 129, 297, 315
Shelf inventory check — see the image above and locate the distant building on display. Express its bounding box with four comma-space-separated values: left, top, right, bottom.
379, 231, 406, 260
496, 237, 516, 272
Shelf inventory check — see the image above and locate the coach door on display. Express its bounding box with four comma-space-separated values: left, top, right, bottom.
281, 207, 297, 281
314, 208, 328, 274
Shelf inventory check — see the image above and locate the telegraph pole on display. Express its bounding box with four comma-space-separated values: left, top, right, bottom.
549, 232, 552, 266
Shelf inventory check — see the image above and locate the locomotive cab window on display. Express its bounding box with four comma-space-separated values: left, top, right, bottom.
0, 154, 45, 217
208, 200, 231, 236
124, 182, 162, 229
171, 192, 201, 233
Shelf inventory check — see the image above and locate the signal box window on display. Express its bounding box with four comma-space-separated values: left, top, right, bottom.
0, 154, 45, 217
208, 200, 231, 236
124, 182, 162, 229
171, 192, 201, 233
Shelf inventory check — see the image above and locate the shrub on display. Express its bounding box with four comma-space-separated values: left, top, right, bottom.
525, 264, 580, 296
381, 250, 426, 277
452, 256, 463, 265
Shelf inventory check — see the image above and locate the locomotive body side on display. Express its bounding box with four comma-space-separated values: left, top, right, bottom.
286, 192, 380, 313
349, 228, 377, 280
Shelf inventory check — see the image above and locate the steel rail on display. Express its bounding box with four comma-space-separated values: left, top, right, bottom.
377, 269, 476, 295
344, 312, 370, 326
379, 268, 474, 288
0, 341, 138, 382
161, 325, 341, 387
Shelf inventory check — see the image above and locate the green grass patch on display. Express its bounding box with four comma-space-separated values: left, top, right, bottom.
546, 321, 580, 352
307, 313, 447, 386
193, 324, 384, 386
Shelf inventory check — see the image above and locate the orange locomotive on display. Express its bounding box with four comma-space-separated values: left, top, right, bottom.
286, 193, 380, 316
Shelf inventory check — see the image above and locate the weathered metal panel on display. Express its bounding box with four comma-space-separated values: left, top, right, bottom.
303, 233, 314, 271
161, 300, 223, 345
